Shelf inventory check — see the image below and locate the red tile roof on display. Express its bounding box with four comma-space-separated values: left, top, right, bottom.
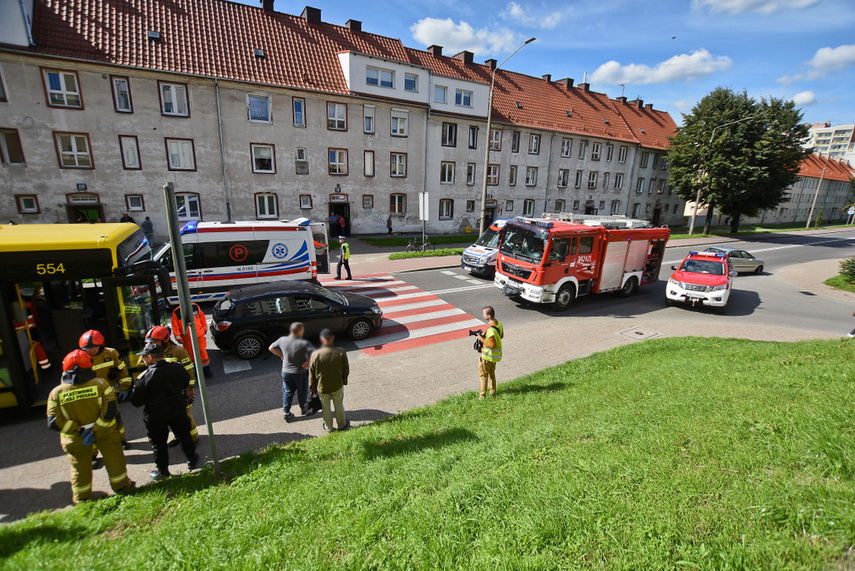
26, 0, 678, 148
799, 154, 854, 182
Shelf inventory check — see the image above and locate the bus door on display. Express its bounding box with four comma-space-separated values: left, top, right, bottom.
103, 275, 162, 374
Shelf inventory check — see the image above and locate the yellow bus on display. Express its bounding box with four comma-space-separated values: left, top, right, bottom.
0, 223, 170, 411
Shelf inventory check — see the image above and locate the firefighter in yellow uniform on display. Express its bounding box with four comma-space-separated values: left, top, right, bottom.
145, 326, 199, 445
79, 330, 131, 451
47, 350, 135, 504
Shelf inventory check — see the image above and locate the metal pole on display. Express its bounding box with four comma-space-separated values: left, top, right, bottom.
214, 79, 232, 221
806, 156, 826, 229
163, 182, 220, 476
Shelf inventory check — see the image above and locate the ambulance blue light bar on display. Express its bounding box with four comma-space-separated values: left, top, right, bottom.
180, 221, 198, 235
514, 216, 553, 228
689, 251, 726, 258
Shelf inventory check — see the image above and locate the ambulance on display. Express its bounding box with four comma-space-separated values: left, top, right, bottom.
461, 219, 510, 277
153, 219, 329, 303
494, 213, 670, 310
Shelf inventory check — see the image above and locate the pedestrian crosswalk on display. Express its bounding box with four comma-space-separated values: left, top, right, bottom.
318, 274, 483, 356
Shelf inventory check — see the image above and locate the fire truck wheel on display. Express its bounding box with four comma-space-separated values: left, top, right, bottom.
616, 277, 638, 298
552, 284, 575, 311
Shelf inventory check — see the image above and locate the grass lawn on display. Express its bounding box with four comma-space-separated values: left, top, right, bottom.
669, 223, 854, 240
825, 274, 855, 294
2, 338, 854, 570
361, 235, 475, 247
388, 248, 465, 260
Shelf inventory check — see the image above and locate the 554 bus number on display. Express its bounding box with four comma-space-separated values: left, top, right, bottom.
36, 263, 66, 275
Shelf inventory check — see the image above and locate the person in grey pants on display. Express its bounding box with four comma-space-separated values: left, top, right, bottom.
268, 322, 315, 422
141, 216, 154, 246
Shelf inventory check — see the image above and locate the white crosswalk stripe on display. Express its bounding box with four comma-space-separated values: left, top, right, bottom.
354, 318, 484, 349
385, 308, 466, 325
379, 298, 447, 313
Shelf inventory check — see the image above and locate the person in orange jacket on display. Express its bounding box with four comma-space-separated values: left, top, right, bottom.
171, 303, 212, 377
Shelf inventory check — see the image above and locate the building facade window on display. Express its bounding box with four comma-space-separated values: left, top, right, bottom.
0, 128, 25, 166
523, 199, 535, 217
43, 69, 82, 108
440, 161, 455, 184
0, 67, 7, 102
467, 163, 476, 186
364, 150, 375, 177
255, 193, 278, 219
390, 152, 407, 177
599, 200, 606, 211
251, 143, 275, 173
578, 140, 588, 160
165, 138, 195, 171
55, 132, 93, 169
434, 85, 447, 103
573, 200, 580, 210
16, 195, 40, 214
366, 67, 394, 88
614, 173, 623, 190
468, 126, 479, 149
293, 97, 306, 127
441, 123, 457, 147
588, 171, 598, 189
119, 135, 141, 170
557, 169, 569, 188
487, 164, 500, 186
363, 195, 374, 209
328, 148, 348, 175
509, 165, 518, 186
632, 203, 641, 217
327, 103, 347, 131
606, 144, 614, 162
391, 110, 408, 136
363, 105, 375, 133
611, 200, 621, 215
439, 198, 454, 219
390, 193, 406, 214
248, 94, 271, 122
554, 199, 566, 213
529, 134, 540, 154
511, 131, 520, 153
591, 142, 601, 161
525, 166, 538, 186
505, 200, 514, 212
404, 73, 418, 92
176, 193, 201, 220
299, 195, 313, 209
125, 194, 144, 211
561, 138, 572, 157
602, 172, 610, 190
455, 89, 472, 107
295, 147, 308, 175
618, 146, 627, 163
489, 129, 502, 151
575, 169, 583, 189
111, 76, 132, 113
159, 82, 189, 116
640, 152, 649, 168
466, 200, 476, 213
652, 154, 659, 169
636, 178, 645, 194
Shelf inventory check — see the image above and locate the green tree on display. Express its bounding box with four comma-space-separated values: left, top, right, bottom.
667, 87, 811, 233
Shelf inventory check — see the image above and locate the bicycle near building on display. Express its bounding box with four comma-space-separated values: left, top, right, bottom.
406, 236, 435, 252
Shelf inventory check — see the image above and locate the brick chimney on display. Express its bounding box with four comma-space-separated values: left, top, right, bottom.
484, 58, 497, 70
345, 19, 362, 32
542, 74, 551, 82
645, 103, 653, 109
428, 45, 443, 57
555, 77, 574, 89
635, 99, 644, 108
261, 0, 274, 11
301, 6, 321, 25
578, 82, 590, 92
452, 50, 474, 65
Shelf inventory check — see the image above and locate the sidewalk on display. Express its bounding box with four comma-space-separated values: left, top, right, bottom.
778, 258, 854, 302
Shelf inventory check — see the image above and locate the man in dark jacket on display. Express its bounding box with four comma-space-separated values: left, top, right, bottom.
309, 329, 350, 432
130, 343, 200, 480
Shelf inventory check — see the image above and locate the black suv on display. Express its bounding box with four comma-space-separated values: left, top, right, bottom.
211, 282, 383, 359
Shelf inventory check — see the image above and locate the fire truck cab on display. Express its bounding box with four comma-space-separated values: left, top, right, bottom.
494, 214, 670, 310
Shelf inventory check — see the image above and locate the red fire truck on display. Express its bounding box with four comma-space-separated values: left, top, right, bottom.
494, 214, 670, 310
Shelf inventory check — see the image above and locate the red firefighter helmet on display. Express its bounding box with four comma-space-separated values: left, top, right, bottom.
62, 349, 93, 372
145, 325, 171, 344
79, 330, 105, 350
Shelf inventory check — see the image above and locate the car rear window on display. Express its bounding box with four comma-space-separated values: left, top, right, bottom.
680, 259, 725, 275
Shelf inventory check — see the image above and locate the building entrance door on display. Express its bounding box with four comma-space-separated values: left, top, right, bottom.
67, 204, 105, 223
329, 204, 351, 236
651, 207, 662, 226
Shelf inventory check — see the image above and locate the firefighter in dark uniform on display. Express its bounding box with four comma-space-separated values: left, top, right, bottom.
79, 330, 131, 451
145, 326, 199, 445
47, 350, 135, 504
130, 343, 200, 480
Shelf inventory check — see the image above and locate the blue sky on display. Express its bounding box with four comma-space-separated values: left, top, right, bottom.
238, 0, 855, 125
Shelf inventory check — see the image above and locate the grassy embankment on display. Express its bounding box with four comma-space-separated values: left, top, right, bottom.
669, 222, 854, 240
2, 337, 854, 569
388, 248, 466, 260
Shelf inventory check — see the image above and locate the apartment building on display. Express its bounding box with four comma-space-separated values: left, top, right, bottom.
0, 0, 682, 240
806, 122, 855, 164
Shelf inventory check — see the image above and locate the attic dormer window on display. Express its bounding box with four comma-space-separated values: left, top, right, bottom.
148, 30, 161, 42
515, 101, 523, 109
254, 48, 266, 59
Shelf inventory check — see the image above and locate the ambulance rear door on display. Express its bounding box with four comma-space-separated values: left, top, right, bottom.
256, 226, 315, 284
310, 222, 330, 274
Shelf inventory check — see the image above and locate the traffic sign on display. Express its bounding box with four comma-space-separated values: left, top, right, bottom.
848, 206, 854, 216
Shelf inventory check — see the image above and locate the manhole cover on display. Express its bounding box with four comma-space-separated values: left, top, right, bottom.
618, 326, 661, 341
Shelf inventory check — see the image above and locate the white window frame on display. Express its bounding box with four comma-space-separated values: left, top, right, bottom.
606, 144, 614, 162
293, 97, 306, 127
611, 200, 621, 215
523, 199, 535, 217
166, 138, 195, 171
636, 178, 645, 194
160, 82, 189, 117
390, 193, 406, 214
404, 73, 418, 92
602, 172, 610, 190
652, 154, 659, 169
111, 76, 132, 113
557, 169, 569, 188
640, 152, 649, 168
455, 89, 472, 107
554, 200, 566, 213
468, 126, 479, 149
251, 143, 276, 174
367, 67, 394, 88
256, 193, 278, 219
509, 165, 518, 186
487, 164, 499, 186
632, 203, 641, 217
588, 171, 598, 189
511, 131, 520, 153
440, 161, 455, 184
126, 194, 144, 212
175, 193, 201, 221
364, 150, 375, 177
247, 94, 272, 123
327, 103, 347, 131
578, 140, 588, 160
391, 109, 408, 136
575, 170, 583, 189
16, 195, 39, 214
119, 135, 141, 170
56, 132, 93, 169
529, 134, 540, 154
441, 123, 457, 147
44, 69, 82, 108
525, 166, 538, 187
363, 105, 375, 134
591, 142, 602, 161
328, 148, 348, 175
439, 198, 454, 219
618, 146, 627, 163
615, 173, 624, 190
489, 129, 502, 151
391, 152, 407, 178
0, 64, 7, 102
467, 163, 476, 186
560, 138, 572, 157
434, 85, 447, 104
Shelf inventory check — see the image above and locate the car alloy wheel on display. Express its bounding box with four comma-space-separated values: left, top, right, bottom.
348, 319, 371, 340
235, 333, 263, 360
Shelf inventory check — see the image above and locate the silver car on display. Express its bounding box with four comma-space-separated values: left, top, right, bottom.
703, 247, 764, 274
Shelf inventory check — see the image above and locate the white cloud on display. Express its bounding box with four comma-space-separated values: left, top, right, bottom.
807, 44, 855, 78
501, 2, 563, 29
776, 73, 803, 85
410, 18, 518, 56
673, 99, 693, 112
791, 91, 817, 106
590, 49, 733, 85
693, 0, 819, 14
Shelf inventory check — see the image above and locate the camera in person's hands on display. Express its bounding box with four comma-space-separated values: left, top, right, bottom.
468, 329, 483, 337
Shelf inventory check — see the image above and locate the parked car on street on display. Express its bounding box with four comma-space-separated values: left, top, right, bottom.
666, 251, 737, 314
211, 282, 383, 359
703, 247, 764, 274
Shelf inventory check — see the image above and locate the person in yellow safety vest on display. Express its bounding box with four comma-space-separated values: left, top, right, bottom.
477, 306, 503, 399
145, 326, 199, 446
47, 349, 135, 504
171, 304, 212, 377
12, 300, 50, 369
334, 236, 352, 280
79, 330, 131, 451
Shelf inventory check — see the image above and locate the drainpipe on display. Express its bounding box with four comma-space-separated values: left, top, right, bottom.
625, 144, 641, 217
18, 0, 35, 47
542, 132, 556, 213
214, 78, 232, 221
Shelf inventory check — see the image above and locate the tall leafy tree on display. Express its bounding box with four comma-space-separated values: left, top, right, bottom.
667, 87, 811, 233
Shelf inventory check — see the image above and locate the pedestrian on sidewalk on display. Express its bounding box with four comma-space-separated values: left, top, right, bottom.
141, 216, 154, 245
269, 322, 315, 422
339, 215, 348, 237
335, 236, 352, 280
477, 306, 504, 399
309, 329, 350, 432
849, 310, 855, 338
130, 343, 200, 480
386, 214, 393, 235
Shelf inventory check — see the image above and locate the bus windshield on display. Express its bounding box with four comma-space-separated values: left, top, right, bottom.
500, 227, 547, 265
474, 228, 500, 248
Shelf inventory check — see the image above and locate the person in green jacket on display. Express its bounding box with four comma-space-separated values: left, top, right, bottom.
309, 329, 350, 432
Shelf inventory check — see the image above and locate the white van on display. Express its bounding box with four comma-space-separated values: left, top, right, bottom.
154, 219, 329, 303
460, 219, 510, 277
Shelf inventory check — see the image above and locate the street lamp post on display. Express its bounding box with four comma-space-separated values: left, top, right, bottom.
688, 116, 754, 235
479, 37, 536, 235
